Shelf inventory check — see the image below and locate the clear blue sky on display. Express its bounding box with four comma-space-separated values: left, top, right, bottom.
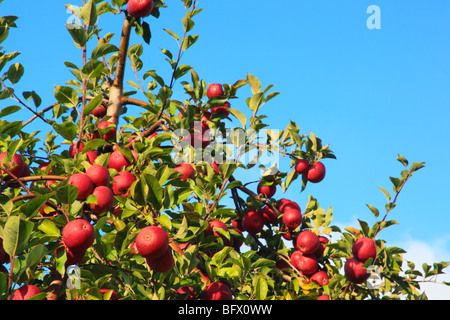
1, 0, 450, 298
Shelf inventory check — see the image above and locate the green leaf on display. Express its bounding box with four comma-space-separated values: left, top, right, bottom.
378, 186, 391, 201
83, 94, 103, 115
0, 105, 21, 119
56, 184, 79, 204
248, 92, 264, 112
247, 73, 261, 94
91, 43, 119, 60
66, 23, 87, 48
182, 17, 194, 32
253, 275, 268, 300
228, 108, 247, 129
80, 0, 97, 27
52, 120, 78, 141
3, 216, 34, 256
163, 28, 179, 41
397, 154, 409, 167
22, 91, 42, 108
37, 219, 61, 238
181, 35, 199, 51
25, 244, 49, 270
173, 64, 192, 80
82, 60, 106, 79
54, 86, 79, 108
19, 194, 52, 218
366, 204, 380, 218
7, 63, 24, 84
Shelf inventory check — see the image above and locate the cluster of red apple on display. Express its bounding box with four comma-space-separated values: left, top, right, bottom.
344, 237, 377, 284
294, 158, 326, 183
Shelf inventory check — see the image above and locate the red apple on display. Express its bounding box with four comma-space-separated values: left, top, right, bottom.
317, 294, 330, 300
257, 181, 276, 198
292, 252, 318, 275
242, 211, 264, 235
277, 198, 301, 213
90, 104, 107, 118
12, 284, 42, 300
100, 289, 118, 300
282, 207, 302, 230
68, 173, 94, 200
0, 238, 9, 264
294, 159, 309, 175
352, 237, 377, 263
261, 205, 278, 225
56, 246, 85, 266
315, 236, 330, 257
136, 226, 169, 260
89, 186, 114, 215
209, 219, 231, 246
62, 219, 95, 252
344, 256, 370, 284
108, 149, 134, 172
306, 161, 326, 183
86, 150, 98, 164
0, 151, 26, 178
127, 0, 154, 18
86, 164, 110, 187
176, 286, 196, 300
111, 171, 136, 197
211, 161, 220, 175
69, 142, 85, 158
296, 230, 320, 255
174, 163, 195, 182
210, 101, 231, 117
183, 131, 210, 149
145, 248, 174, 273
97, 121, 117, 142
201, 281, 232, 300
310, 270, 329, 286
207, 83, 224, 99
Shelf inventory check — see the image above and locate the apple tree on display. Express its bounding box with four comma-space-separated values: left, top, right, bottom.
0, 0, 448, 300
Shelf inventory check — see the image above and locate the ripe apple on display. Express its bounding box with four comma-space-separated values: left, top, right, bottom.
207, 83, 224, 99
277, 198, 301, 213
282, 207, 302, 230
108, 149, 134, 172
209, 219, 232, 246
90, 104, 107, 118
97, 121, 117, 141
174, 163, 195, 182
210, 101, 231, 117
62, 219, 96, 252
315, 236, 330, 257
69, 142, 85, 158
261, 205, 278, 225
136, 226, 169, 260
294, 159, 309, 175
290, 250, 318, 275
176, 286, 196, 300
306, 161, 326, 183
201, 281, 233, 300
12, 284, 42, 300
0, 238, 9, 264
310, 270, 329, 286
352, 237, 377, 263
317, 294, 330, 300
100, 288, 118, 300
145, 248, 174, 273
183, 131, 210, 149
0, 151, 26, 178
86, 164, 110, 187
211, 161, 220, 175
231, 218, 244, 232
296, 230, 320, 254
242, 211, 264, 235
56, 246, 85, 266
127, 0, 154, 18
257, 181, 276, 198
89, 186, 114, 215
86, 150, 98, 164
68, 173, 94, 200
112, 171, 136, 197
344, 256, 370, 284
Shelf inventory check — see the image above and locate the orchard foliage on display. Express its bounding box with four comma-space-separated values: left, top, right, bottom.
0, 0, 448, 301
